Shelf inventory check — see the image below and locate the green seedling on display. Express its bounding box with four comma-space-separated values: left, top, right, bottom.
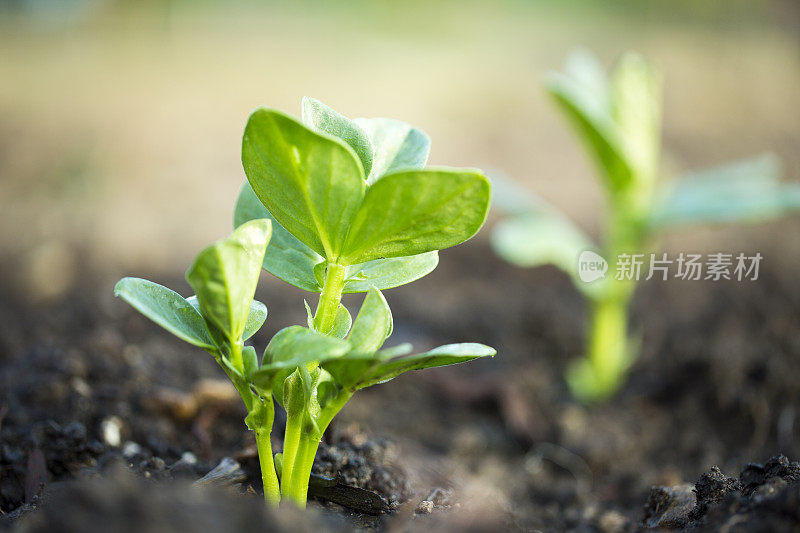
116, 97, 494, 507
491, 50, 800, 403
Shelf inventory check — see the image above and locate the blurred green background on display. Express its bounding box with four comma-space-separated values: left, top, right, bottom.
1, 0, 799, 301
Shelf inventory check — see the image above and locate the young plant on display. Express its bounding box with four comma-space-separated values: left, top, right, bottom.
491, 50, 800, 403
116, 97, 494, 507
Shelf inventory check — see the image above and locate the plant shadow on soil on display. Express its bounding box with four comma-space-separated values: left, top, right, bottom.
1, 241, 799, 531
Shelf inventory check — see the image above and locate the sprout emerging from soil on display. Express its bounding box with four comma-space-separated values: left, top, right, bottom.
115, 98, 494, 507
491, 50, 800, 402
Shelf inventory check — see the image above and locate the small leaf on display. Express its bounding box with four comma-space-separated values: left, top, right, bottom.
253, 326, 350, 397
353, 117, 430, 183
186, 296, 267, 341
348, 287, 392, 354
242, 345, 259, 378
610, 52, 662, 183
186, 219, 272, 343
491, 206, 592, 275
650, 155, 800, 229
358, 343, 495, 389
342, 252, 439, 293
263, 326, 350, 365
242, 108, 365, 260
234, 182, 323, 292
114, 277, 216, 352
328, 305, 352, 339
323, 343, 494, 390
340, 169, 491, 265
302, 97, 373, 178
546, 52, 632, 190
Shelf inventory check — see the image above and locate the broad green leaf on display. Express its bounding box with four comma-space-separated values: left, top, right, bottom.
263, 326, 350, 365
323, 343, 495, 391
491, 200, 593, 275
186, 219, 271, 343
342, 252, 439, 293
353, 117, 430, 183
650, 155, 800, 229
114, 277, 216, 352
242, 108, 365, 259
253, 325, 350, 395
340, 169, 491, 265
186, 296, 267, 341
234, 182, 323, 292
546, 54, 632, 190
302, 97, 373, 178
348, 287, 392, 354
610, 53, 662, 184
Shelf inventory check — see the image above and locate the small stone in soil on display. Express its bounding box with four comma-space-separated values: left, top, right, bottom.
415, 500, 434, 515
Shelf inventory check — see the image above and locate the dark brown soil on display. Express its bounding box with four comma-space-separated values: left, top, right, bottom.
1, 240, 799, 531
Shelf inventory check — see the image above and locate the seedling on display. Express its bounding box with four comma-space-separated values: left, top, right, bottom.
116, 98, 494, 507
492, 50, 800, 402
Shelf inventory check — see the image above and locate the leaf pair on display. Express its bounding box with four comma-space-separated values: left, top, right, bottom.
115, 219, 272, 362
237, 98, 490, 292
546, 50, 661, 191
252, 287, 495, 400
235, 183, 439, 293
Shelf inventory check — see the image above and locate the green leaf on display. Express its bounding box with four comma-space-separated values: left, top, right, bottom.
234, 182, 323, 292
242, 345, 259, 379
650, 155, 800, 229
302, 97, 373, 178
340, 169, 491, 265
253, 326, 350, 394
114, 277, 216, 352
186, 296, 267, 341
242, 108, 365, 260
353, 117, 430, 183
323, 343, 495, 391
305, 300, 352, 338
348, 287, 392, 354
328, 305, 352, 339
546, 53, 632, 190
491, 197, 592, 275
610, 52, 662, 183
263, 326, 350, 365
186, 219, 272, 343
342, 252, 439, 293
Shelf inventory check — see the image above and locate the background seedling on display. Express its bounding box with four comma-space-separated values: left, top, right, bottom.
117, 97, 494, 507
491, 50, 800, 403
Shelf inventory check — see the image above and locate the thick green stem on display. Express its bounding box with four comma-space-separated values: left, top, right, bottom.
586, 295, 631, 392
255, 427, 281, 505
313, 263, 346, 334
280, 411, 303, 502
279, 390, 352, 507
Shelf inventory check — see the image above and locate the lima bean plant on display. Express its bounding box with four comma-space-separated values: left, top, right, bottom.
115, 98, 494, 506
492, 50, 800, 403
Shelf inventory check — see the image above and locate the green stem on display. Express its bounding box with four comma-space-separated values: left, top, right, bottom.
255, 427, 280, 505
586, 294, 631, 392
313, 262, 346, 334
280, 410, 303, 501
229, 341, 244, 375
280, 390, 352, 507
287, 433, 320, 504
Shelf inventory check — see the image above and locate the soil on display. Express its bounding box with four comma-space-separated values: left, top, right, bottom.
1, 240, 799, 532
